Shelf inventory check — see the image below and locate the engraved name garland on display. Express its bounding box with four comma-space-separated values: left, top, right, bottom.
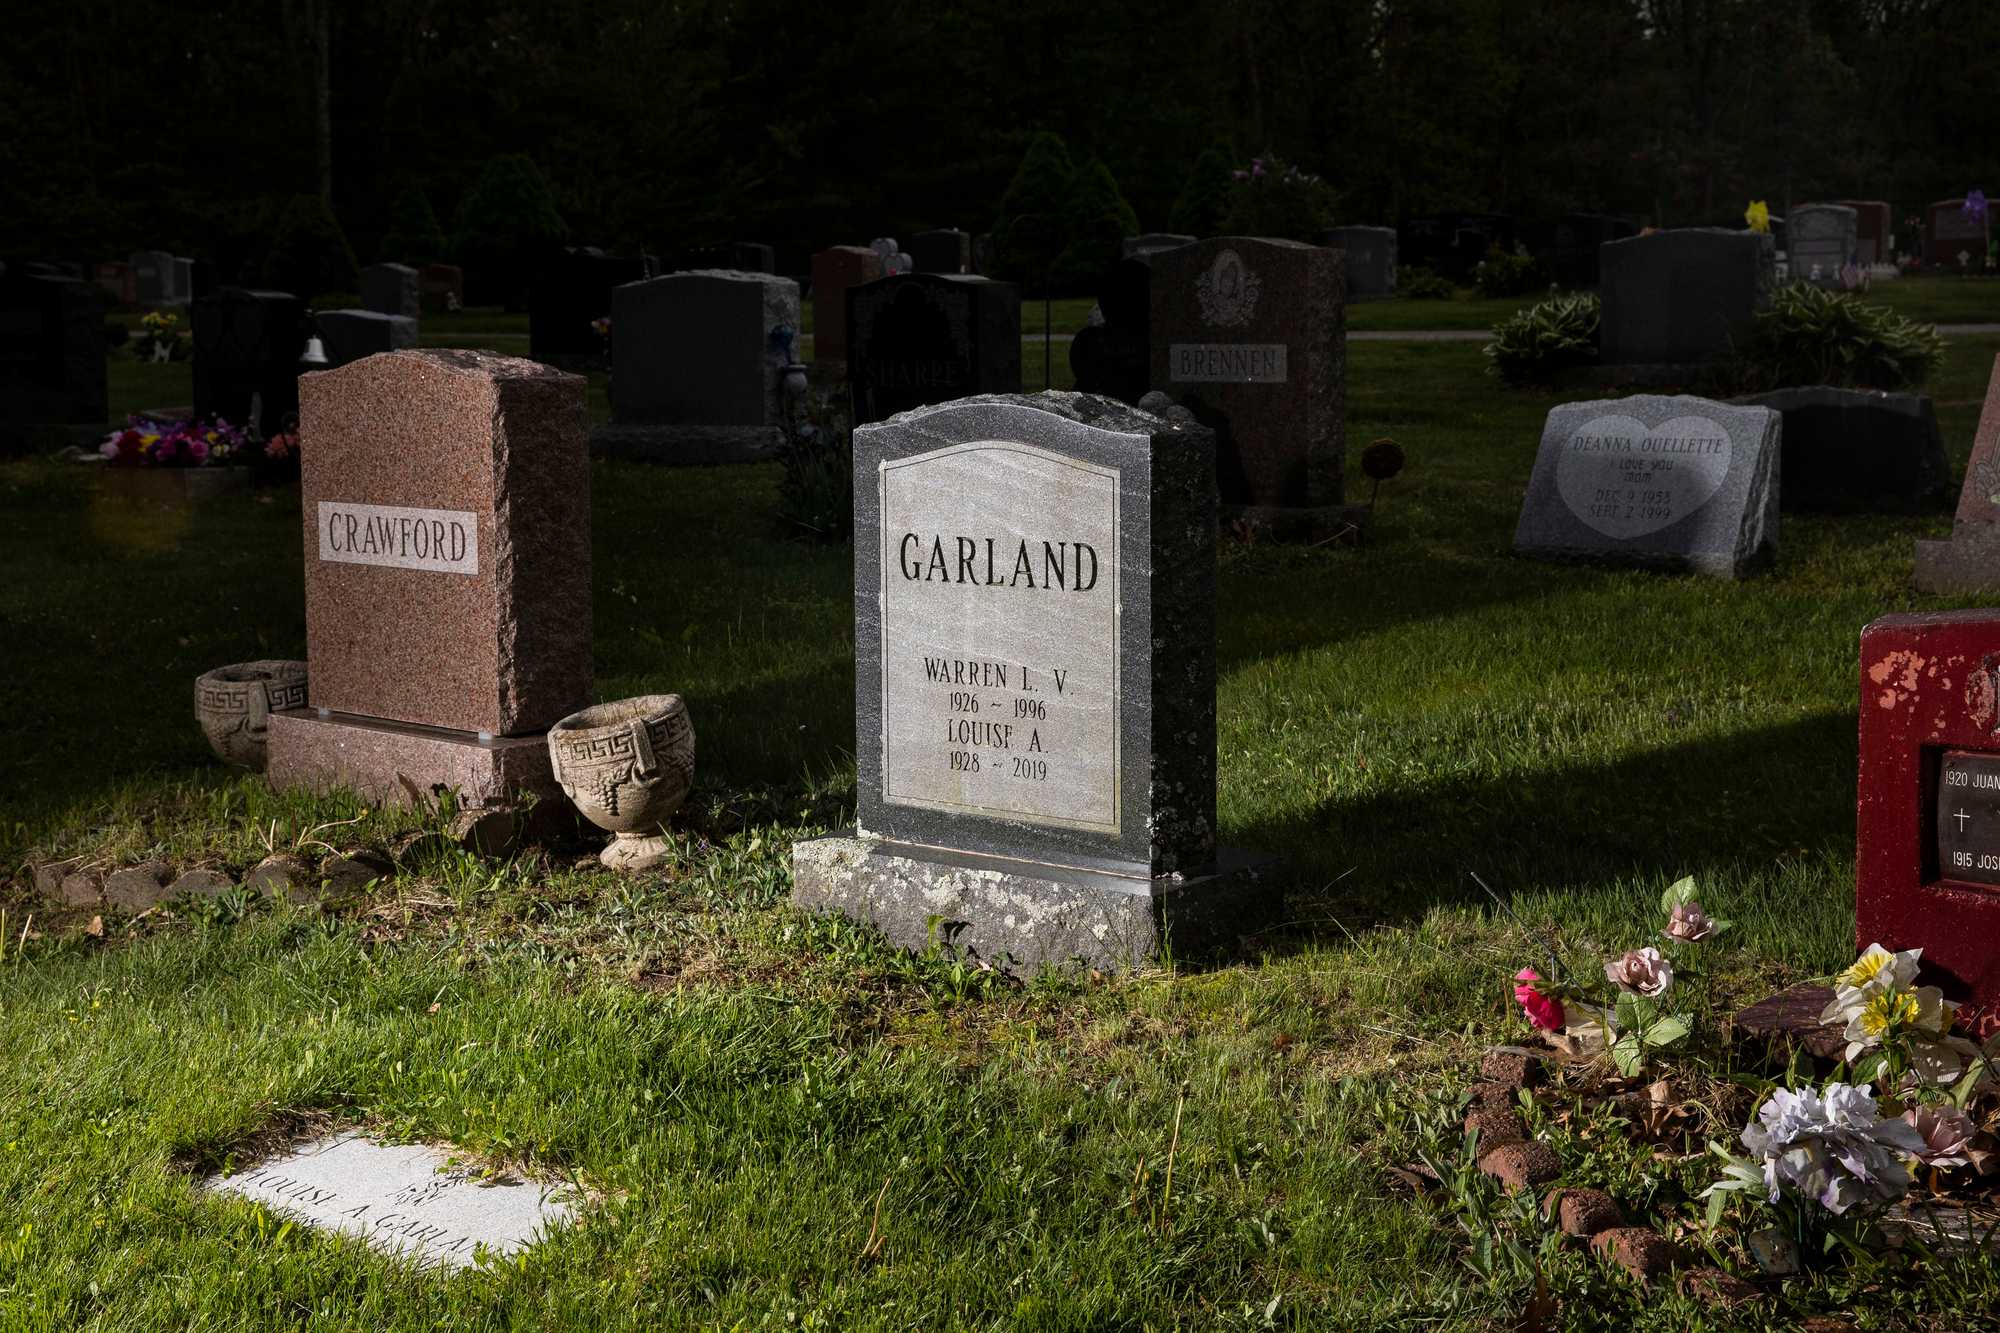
877, 441, 1121, 834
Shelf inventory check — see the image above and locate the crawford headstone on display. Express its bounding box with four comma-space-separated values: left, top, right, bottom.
847, 274, 1021, 426
809, 245, 882, 362
314, 309, 418, 369
1927, 199, 1990, 269
0, 271, 107, 451
1787, 205, 1859, 285
791, 392, 1272, 972
192, 288, 306, 438
206, 1133, 579, 1270
597, 269, 799, 463
1734, 385, 1948, 514
1148, 235, 1349, 535
267, 349, 590, 807
1513, 394, 1781, 578
1322, 226, 1397, 298
1599, 229, 1771, 367
1914, 354, 2000, 593
359, 262, 420, 319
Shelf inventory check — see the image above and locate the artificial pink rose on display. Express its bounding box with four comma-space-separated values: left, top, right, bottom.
1904, 1104, 1976, 1168
1514, 968, 1565, 1031
1666, 901, 1717, 942
1604, 947, 1673, 998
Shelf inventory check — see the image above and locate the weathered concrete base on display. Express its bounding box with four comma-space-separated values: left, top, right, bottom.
267, 708, 560, 807
790, 834, 1279, 974
590, 423, 784, 465
1222, 501, 1372, 544
1915, 536, 2000, 595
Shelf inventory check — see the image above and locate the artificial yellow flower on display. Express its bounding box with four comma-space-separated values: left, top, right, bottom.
1745, 200, 1771, 234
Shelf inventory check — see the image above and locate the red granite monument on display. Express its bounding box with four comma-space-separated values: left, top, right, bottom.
266, 348, 591, 807
1857, 611, 2000, 1026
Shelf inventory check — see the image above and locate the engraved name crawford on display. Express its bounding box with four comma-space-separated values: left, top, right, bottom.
317, 501, 479, 575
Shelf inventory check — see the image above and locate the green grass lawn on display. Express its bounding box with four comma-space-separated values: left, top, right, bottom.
8, 339, 2000, 1328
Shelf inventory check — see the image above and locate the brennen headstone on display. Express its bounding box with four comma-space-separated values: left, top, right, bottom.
1513, 393, 1780, 577
791, 391, 1272, 972
1148, 235, 1350, 536
267, 349, 590, 807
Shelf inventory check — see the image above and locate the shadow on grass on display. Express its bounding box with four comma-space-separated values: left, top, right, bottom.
1235, 709, 1856, 940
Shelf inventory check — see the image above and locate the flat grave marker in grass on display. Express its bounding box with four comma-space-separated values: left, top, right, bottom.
206, 1133, 579, 1271
267, 348, 591, 809
1512, 393, 1780, 578
792, 391, 1273, 973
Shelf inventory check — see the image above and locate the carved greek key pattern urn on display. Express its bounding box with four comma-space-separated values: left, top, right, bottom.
548, 694, 696, 871
195, 660, 309, 771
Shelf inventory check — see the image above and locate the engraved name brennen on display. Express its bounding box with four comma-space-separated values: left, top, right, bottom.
318, 501, 480, 575
1168, 343, 1288, 383
878, 441, 1121, 834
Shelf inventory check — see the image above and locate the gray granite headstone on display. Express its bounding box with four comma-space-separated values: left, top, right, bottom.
1733, 385, 1949, 514
360, 263, 421, 319
206, 1133, 579, 1270
1599, 229, 1772, 366
130, 249, 176, 306
1322, 226, 1397, 299
596, 268, 799, 463
1513, 394, 1781, 578
314, 308, 419, 369
791, 391, 1273, 973
1787, 205, 1858, 285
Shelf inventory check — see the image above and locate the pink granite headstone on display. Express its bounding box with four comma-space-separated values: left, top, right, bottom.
267, 349, 591, 806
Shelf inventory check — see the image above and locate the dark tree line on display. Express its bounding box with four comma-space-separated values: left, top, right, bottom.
3, 0, 1993, 271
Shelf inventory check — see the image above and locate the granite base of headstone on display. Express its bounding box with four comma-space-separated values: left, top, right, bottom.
359, 262, 421, 319
1733, 385, 1949, 514
790, 392, 1277, 973
1513, 393, 1781, 578
1914, 354, 2000, 593
267, 349, 590, 809
591, 268, 799, 465
1322, 226, 1397, 298
314, 310, 419, 369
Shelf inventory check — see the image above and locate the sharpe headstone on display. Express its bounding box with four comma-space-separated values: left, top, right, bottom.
1927, 199, 1990, 270
1599, 229, 1771, 367
267, 349, 590, 807
1734, 385, 1949, 514
1857, 611, 2000, 1026
314, 309, 419, 369
810, 245, 883, 362
908, 229, 971, 274
206, 1133, 579, 1270
1787, 205, 1859, 285
359, 263, 420, 319
1513, 394, 1781, 577
790, 392, 1273, 972
847, 273, 1021, 426
596, 269, 799, 463
192, 288, 306, 438
1913, 355, 2000, 593
1148, 235, 1350, 536
1322, 226, 1397, 298
0, 272, 107, 451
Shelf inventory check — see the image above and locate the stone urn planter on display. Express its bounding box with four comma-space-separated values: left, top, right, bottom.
549, 695, 696, 871
195, 660, 309, 771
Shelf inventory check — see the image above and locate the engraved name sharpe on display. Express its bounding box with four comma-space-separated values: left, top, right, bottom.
318, 501, 480, 575
878, 441, 1121, 834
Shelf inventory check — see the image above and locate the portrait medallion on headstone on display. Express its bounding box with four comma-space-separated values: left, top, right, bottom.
791, 392, 1275, 975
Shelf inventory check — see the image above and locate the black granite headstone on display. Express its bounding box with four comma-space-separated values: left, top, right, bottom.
0, 272, 107, 451
528, 247, 652, 363
193, 288, 307, 436
847, 274, 1021, 426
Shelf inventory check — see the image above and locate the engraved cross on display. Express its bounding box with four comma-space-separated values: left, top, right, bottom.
1956, 808, 1972, 833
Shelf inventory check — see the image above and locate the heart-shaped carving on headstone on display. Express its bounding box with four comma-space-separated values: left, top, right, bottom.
1556, 414, 1732, 539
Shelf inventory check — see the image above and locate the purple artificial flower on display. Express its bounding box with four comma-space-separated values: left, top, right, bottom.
1967, 190, 1988, 222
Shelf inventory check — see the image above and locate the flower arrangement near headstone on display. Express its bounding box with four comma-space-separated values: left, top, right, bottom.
1218, 156, 1338, 244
